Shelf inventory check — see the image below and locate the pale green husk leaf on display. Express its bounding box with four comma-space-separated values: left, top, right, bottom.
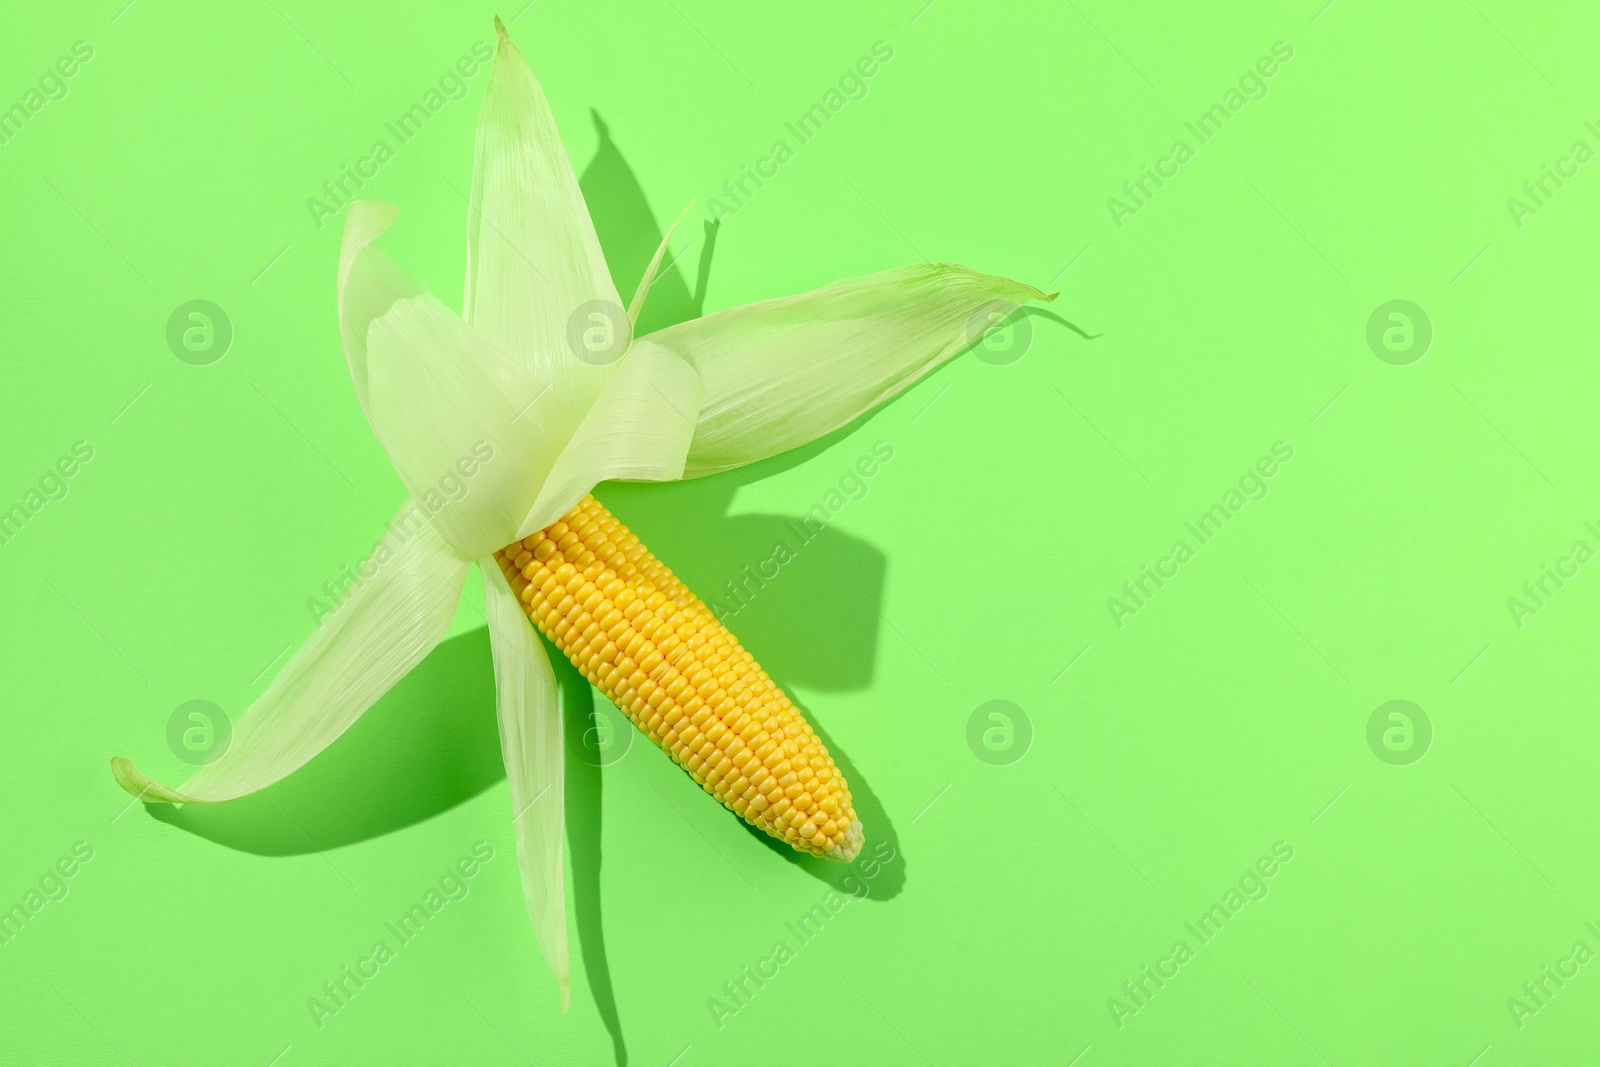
481, 562, 569, 1011
111, 510, 467, 803
642, 263, 1053, 476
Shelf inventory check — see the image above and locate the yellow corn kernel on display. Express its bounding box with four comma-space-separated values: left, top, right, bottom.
495, 494, 863, 860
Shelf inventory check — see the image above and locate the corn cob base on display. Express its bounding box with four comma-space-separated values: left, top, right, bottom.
495, 494, 863, 861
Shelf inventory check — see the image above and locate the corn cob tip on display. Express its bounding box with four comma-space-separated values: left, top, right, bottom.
825, 817, 864, 862
499, 494, 864, 860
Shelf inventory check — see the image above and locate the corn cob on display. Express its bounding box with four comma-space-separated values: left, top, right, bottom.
494, 494, 864, 860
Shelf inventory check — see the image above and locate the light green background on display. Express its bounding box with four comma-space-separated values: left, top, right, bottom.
3, 0, 1598, 1064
